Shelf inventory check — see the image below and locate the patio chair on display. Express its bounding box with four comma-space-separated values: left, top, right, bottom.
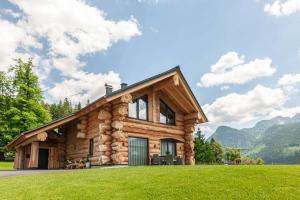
165, 155, 173, 165
174, 156, 183, 165
151, 154, 161, 165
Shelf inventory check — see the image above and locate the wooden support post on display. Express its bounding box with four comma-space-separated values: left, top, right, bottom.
183, 115, 199, 165
14, 147, 24, 170
98, 104, 113, 165
111, 94, 131, 164
28, 142, 39, 168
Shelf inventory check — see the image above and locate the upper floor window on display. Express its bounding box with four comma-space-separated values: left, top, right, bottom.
160, 100, 175, 125
128, 95, 148, 120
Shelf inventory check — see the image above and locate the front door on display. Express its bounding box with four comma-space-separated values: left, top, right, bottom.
128, 137, 148, 166
38, 148, 49, 169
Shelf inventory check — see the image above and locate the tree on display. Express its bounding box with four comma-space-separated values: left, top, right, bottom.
210, 138, 224, 163
0, 71, 14, 159
0, 59, 51, 158
194, 129, 224, 164
224, 148, 241, 162
45, 98, 81, 121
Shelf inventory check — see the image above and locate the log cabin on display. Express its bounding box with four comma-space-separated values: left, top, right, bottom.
7, 66, 208, 169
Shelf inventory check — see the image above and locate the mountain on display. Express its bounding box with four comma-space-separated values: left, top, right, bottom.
208, 126, 254, 149
250, 122, 300, 164
209, 114, 300, 164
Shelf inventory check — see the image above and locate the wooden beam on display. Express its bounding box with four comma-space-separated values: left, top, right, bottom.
153, 75, 179, 92
24, 115, 77, 140
184, 112, 202, 121
161, 88, 190, 113
177, 76, 199, 112
28, 142, 39, 168
170, 86, 195, 112
16, 132, 48, 148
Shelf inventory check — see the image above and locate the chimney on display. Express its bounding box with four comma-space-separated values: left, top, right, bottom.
105, 83, 113, 95
121, 83, 128, 89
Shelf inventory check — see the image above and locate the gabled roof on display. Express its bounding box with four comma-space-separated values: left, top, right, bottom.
7, 66, 208, 148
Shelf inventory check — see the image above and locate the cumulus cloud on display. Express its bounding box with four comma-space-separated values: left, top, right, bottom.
277, 73, 300, 94
48, 71, 121, 103
0, 0, 141, 103
0, 19, 41, 71
203, 84, 287, 124
264, 0, 300, 16
198, 52, 276, 88
278, 73, 300, 87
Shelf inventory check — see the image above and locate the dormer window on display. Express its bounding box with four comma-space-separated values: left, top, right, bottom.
160, 100, 175, 125
128, 95, 148, 120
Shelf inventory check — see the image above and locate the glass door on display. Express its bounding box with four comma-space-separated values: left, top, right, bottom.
128, 137, 148, 166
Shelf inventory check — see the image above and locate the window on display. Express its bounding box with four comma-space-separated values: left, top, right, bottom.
160, 100, 175, 125
160, 140, 176, 156
128, 95, 148, 120
89, 139, 94, 156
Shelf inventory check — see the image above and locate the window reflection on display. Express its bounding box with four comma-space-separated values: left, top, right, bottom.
128, 95, 148, 120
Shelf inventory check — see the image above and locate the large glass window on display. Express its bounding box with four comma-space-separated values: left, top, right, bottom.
160, 140, 176, 156
160, 100, 175, 125
128, 95, 148, 120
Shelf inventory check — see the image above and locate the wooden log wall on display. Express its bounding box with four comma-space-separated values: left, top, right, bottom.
110, 94, 132, 164
66, 110, 102, 166
183, 114, 199, 165
28, 141, 39, 168
76, 116, 88, 138
14, 146, 24, 169
97, 104, 112, 165
48, 147, 59, 169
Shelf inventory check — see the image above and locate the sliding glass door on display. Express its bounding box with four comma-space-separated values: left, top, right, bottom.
128, 137, 148, 166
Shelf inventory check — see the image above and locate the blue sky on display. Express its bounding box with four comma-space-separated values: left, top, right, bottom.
1, 0, 300, 136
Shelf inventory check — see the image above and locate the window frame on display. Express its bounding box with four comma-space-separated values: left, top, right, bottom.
128, 95, 148, 121
160, 140, 177, 156
89, 138, 94, 156
159, 99, 176, 125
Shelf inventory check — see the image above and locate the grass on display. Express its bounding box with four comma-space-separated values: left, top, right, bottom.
1, 165, 300, 200
0, 161, 14, 171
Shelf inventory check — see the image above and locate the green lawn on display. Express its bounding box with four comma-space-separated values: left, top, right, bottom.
0, 161, 14, 171
1, 165, 300, 200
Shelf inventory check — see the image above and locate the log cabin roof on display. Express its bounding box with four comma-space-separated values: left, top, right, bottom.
7, 66, 208, 148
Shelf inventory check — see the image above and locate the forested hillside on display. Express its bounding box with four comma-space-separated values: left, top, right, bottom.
209, 114, 300, 164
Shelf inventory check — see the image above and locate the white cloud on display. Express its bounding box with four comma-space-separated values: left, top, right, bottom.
211, 52, 244, 74
0, 19, 41, 71
278, 73, 300, 87
203, 84, 287, 124
264, 0, 300, 16
0, 0, 141, 103
48, 71, 121, 104
198, 52, 276, 88
277, 73, 300, 94
8, 0, 141, 76
269, 106, 300, 118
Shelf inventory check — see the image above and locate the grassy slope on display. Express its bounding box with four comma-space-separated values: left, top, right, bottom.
1, 165, 300, 200
0, 162, 14, 171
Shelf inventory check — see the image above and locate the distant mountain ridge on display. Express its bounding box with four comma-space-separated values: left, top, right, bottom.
209, 114, 300, 163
